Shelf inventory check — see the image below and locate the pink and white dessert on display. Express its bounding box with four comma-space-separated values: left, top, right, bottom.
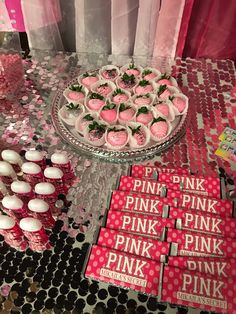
132, 93, 155, 106
134, 80, 155, 94
84, 121, 106, 147
75, 113, 95, 134
63, 84, 88, 104
58, 103, 84, 126
111, 88, 130, 104
142, 68, 161, 81
91, 80, 116, 97
156, 84, 179, 99
99, 65, 119, 81
100, 103, 118, 124
156, 73, 178, 87
169, 93, 188, 115
135, 106, 154, 125
128, 122, 150, 148
79, 72, 99, 89
86, 92, 105, 111
116, 73, 136, 91
118, 103, 136, 124
121, 63, 143, 77
105, 126, 129, 150
150, 117, 171, 141
153, 100, 175, 121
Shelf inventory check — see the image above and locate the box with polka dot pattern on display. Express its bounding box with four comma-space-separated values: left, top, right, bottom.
131, 164, 189, 179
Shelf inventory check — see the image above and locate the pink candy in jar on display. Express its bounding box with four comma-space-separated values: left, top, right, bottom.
28, 199, 55, 229
44, 167, 67, 194
22, 162, 43, 184
1, 150, 23, 174
25, 150, 46, 169
51, 152, 74, 179
2, 195, 29, 221
19, 217, 51, 252
11, 180, 33, 204
0, 215, 27, 250
0, 161, 17, 185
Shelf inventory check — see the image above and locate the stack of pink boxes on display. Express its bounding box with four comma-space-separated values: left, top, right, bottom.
0, 149, 73, 252
85, 164, 236, 313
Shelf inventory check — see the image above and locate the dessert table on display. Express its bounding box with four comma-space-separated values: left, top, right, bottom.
0, 50, 235, 314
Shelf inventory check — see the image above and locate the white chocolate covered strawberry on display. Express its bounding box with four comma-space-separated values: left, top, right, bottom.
135, 80, 154, 94
85, 121, 106, 146
142, 68, 159, 81
118, 103, 135, 122
133, 94, 153, 105
106, 127, 129, 148
100, 103, 117, 124
81, 72, 99, 89
58, 103, 84, 126
136, 106, 153, 125
87, 93, 105, 111
63, 84, 87, 104
117, 73, 136, 90
75, 113, 95, 134
150, 117, 169, 140
112, 89, 129, 104
96, 83, 113, 96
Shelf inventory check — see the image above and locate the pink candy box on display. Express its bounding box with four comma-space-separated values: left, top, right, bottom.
167, 256, 236, 278
109, 190, 168, 216
131, 164, 189, 179
85, 245, 162, 296
168, 207, 236, 238
167, 228, 236, 258
97, 227, 170, 261
158, 173, 221, 199
165, 189, 234, 217
161, 266, 236, 314
118, 176, 167, 196
105, 210, 176, 239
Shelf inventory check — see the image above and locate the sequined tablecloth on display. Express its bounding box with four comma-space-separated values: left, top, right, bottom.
0, 51, 235, 314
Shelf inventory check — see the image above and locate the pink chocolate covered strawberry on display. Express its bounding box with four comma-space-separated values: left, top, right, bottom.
106, 127, 129, 148
150, 117, 169, 140
129, 125, 147, 146
157, 84, 171, 99
75, 113, 94, 134
100, 103, 117, 124
81, 72, 98, 89
66, 84, 85, 102
134, 94, 152, 105
118, 73, 136, 90
170, 95, 186, 113
112, 89, 129, 104
135, 80, 154, 94
87, 93, 105, 111
136, 106, 153, 125
96, 83, 112, 96
102, 68, 118, 80
125, 62, 140, 76
142, 69, 157, 81
119, 103, 135, 122
157, 73, 172, 86
87, 121, 106, 145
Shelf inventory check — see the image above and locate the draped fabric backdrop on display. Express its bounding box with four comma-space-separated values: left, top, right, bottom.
0, 0, 236, 60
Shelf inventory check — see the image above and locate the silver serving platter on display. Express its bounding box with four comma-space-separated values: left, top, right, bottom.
51, 77, 189, 163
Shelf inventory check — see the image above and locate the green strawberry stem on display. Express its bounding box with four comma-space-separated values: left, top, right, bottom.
119, 103, 131, 112
121, 73, 135, 83
112, 88, 124, 96
128, 62, 137, 70
108, 127, 126, 133
83, 114, 94, 121
69, 84, 83, 92
136, 93, 150, 98
66, 103, 80, 110
128, 125, 141, 136
137, 106, 149, 116
88, 121, 106, 132
102, 103, 116, 110
169, 96, 174, 101
89, 93, 104, 100
138, 80, 149, 87
151, 117, 166, 125
142, 69, 152, 76
157, 84, 167, 96
99, 83, 108, 87
160, 73, 170, 80
83, 72, 96, 77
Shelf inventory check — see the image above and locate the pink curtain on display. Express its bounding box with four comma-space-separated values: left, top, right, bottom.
182, 0, 236, 60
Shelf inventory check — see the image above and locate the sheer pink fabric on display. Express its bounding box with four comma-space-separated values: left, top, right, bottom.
183, 0, 236, 59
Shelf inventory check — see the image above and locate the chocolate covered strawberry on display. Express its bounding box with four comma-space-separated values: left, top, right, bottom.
125, 62, 140, 76
100, 103, 117, 124
66, 84, 86, 102
134, 94, 152, 105
81, 72, 98, 88
96, 83, 112, 96
136, 106, 153, 125
118, 103, 135, 122
157, 73, 172, 86
170, 95, 186, 113
75, 113, 94, 134
157, 84, 171, 99
150, 117, 169, 140
135, 80, 154, 94
129, 125, 146, 146
118, 73, 136, 90
87, 93, 105, 111
142, 69, 157, 80
112, 89, 129, 104
106, 127, 129, 148
87, 121, 106, 144
102, 68, 118, 80
59, 103, 84, 126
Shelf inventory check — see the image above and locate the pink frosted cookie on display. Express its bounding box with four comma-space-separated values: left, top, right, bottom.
100, 103, 117, 124
136, 106, 153, 125
80, 73, 99, 89
87, 93, 105, 111
150, 117, 169, 140
134, 80, 154, 94
118, 103, 135, 122
112, 89, 129, 104
106, 127, 129, 149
